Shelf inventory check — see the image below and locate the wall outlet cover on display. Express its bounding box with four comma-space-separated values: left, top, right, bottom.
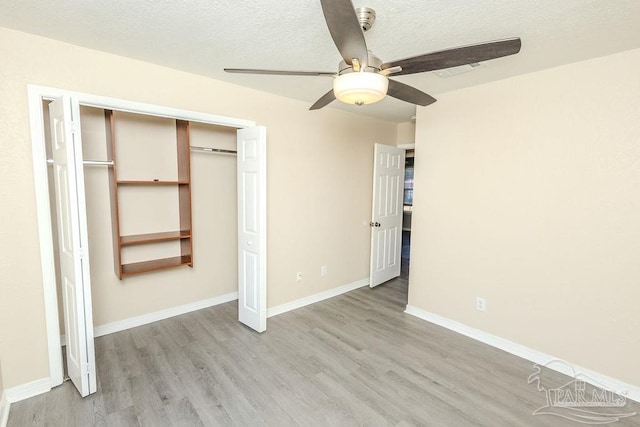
476, 297, 486, 312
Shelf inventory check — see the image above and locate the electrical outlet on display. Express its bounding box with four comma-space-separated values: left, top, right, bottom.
296, 272, 303, 282
321, 266, 327, 277
476, 297, 486, 312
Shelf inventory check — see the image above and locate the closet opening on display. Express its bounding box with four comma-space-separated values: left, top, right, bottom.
30, 86, 266, 397
43, 102, 242, 391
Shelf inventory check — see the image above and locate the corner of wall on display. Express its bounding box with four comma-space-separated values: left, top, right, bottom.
396, 121, 416, 146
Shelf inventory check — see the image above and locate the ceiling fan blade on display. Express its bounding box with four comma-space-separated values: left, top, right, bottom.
320, 0, 369, 67
382, 38, 522, 76
309, 89, 336, 110
387, 79, 437, 106
224, 68, 335, 77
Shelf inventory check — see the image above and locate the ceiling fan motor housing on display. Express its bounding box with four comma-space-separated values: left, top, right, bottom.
338, 52, 383, 75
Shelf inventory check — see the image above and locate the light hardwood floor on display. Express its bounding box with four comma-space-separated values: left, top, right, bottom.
8, 278, 640, 426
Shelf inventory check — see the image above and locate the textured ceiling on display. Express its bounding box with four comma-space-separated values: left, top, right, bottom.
1, 0, 639, 122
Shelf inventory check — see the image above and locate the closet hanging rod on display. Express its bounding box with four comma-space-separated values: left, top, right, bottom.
46, 159, 114, 166
190, 146, 237, 155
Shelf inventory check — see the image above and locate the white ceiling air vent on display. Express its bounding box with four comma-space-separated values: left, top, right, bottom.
434, 62, 484, 78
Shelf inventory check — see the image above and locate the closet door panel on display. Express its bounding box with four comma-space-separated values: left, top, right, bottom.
49, 95, 97, 397
237, 126, 267, 333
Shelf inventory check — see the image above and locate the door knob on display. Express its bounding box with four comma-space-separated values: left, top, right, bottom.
369, 222, 381, 228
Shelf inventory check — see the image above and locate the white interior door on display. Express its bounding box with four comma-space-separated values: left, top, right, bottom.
237, 126, 267, 332
370, 144, 406, 287
49, 96, 97, 397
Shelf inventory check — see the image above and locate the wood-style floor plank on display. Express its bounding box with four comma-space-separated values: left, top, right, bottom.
8, 277, 640, 426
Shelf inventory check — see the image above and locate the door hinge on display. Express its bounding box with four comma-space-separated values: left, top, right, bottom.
77, 244, 89, 259
70, 121, 80, 134
81, 362, 90, 375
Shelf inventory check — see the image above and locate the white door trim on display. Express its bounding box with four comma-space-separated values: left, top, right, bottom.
28, 84, 257, 388
397, 143, 415, 150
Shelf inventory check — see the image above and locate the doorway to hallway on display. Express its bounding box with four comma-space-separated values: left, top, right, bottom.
401, 150, 414, 278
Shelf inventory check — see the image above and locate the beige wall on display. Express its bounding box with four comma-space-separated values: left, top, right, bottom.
396, 121, 416, 145
0, 27, 397, 389
409, 48, 640, 387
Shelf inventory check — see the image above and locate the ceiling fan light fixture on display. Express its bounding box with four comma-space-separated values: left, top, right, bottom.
333, 72, 388, 106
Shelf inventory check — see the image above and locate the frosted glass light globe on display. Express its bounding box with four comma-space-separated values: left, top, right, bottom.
333, 72, 388, 106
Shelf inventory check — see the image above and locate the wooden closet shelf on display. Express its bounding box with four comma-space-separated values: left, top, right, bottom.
107, 111, 193, 280
120, 230, 191, 246
117, 180, 190, 185
121, 255, 192, 277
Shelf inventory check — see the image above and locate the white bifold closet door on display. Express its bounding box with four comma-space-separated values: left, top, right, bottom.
49, 95, 97, 397
237, 126, 267, 332
370, 143, 406, 288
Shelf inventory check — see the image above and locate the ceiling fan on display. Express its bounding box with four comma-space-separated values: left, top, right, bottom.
225, 0, 521, 110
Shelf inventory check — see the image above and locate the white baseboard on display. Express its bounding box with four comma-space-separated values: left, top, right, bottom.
5, 378, 51, 404
267, 278, 369, 318
1, 390, 9, 427
62, 278, 369, 340
93, 292, 239, 338
62, 277, 370, 339
60, 292, 239, 346
404, 305, 640, 403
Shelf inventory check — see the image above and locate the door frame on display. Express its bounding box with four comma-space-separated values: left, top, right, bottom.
27, 84, 258, 388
